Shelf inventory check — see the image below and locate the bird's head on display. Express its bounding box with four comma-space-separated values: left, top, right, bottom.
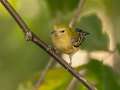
51, 24, 70, 37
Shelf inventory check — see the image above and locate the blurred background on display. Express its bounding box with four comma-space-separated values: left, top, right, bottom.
0, 0, 120, 90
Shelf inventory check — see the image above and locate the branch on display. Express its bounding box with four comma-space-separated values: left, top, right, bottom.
69, 0, 86, 28
66, 70, 86, 90
67, 78, 78, 90
33, 59, 55, 90
0, 0, 96, 90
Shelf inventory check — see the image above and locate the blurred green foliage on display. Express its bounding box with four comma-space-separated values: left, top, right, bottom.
46, 0, 79, 16
79, 14, 108, 50
0, 0, 120, 90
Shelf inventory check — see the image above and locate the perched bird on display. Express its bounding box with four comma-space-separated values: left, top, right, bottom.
51, 24, 89, 65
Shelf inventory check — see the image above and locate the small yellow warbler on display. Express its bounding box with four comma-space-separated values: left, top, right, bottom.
51, 24, 89, 65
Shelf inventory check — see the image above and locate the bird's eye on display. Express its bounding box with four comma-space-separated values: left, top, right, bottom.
60, 30, 65, 33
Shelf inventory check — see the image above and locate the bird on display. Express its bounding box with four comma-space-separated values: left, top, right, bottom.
51, 24, 89, 65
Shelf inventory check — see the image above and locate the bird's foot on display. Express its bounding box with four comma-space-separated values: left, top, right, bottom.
47, 45, 56, 52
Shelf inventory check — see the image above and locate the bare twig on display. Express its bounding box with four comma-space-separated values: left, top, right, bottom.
66, 69, 87, 90
67, 78, 78, 90
69, 0, 86, 28
0, 0, 96, 90
33, 59, 55, 90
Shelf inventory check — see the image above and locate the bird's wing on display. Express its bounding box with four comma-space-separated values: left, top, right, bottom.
71, 28, 85, 47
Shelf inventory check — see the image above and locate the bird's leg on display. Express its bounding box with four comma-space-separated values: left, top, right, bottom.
69, 55, 72, 66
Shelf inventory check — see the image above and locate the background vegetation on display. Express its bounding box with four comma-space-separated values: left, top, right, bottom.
0, 0, 120, 90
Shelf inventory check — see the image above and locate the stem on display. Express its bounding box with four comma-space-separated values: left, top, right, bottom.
69, 0, 86, 28
34, 60, 55, 90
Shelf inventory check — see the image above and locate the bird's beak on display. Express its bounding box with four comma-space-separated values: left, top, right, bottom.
51, 31, 59, 37
54, 32, 59, 37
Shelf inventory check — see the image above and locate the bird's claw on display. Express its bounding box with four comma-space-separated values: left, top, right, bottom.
47, 45, 55, 52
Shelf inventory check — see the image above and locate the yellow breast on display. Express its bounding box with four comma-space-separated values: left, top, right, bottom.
52, 34, 77, 54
